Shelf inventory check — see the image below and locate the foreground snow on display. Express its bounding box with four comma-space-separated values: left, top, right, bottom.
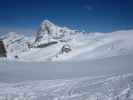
0, 54, 133, 100
0, 54, 133, 99
0, 74, 133, 100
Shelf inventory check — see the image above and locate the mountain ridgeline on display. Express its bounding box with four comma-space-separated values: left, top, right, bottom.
1, 20, 133, 61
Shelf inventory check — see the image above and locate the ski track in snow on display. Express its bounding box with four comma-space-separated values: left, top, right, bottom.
0, 74, 133, 100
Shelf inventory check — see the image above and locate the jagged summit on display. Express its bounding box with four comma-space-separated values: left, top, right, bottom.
35, 20, 77, 43
41, 20, 55, 27
39, 20, 55, 35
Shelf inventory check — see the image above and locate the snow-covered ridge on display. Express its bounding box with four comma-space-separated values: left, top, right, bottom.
0, 74, 133, 100
3, 32, 29, 53
1, 20, 133, 61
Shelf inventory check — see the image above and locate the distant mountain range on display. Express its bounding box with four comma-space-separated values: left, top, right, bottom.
1, 20, 133, 62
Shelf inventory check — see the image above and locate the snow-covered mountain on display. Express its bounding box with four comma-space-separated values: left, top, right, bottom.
34, 20, 77, 45
1, 32, 31, 58
1, 20, 133, 61
19, 29, 133, 62
53, 30, 133, 61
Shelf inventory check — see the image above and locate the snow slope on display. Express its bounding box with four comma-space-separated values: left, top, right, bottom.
53, 30, 133, 61
0, 74, 133, 100
0, 47, 133, 100
19, 29, 133, 62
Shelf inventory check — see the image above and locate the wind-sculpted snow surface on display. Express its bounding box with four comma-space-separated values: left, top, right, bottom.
0, 74, 133, 100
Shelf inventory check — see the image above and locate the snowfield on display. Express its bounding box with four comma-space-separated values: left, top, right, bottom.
0, 54, 133, 100
0, 74, 133, 100
0, 54, 133, 82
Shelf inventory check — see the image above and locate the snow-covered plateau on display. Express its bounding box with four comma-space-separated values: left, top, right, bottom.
0, 20, 133, 100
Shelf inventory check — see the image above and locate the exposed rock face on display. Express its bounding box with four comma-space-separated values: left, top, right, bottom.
0, 40, 7, 57
61, 44, 72, 53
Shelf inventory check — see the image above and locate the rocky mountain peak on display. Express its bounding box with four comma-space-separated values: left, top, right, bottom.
35, 20, 77, 43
